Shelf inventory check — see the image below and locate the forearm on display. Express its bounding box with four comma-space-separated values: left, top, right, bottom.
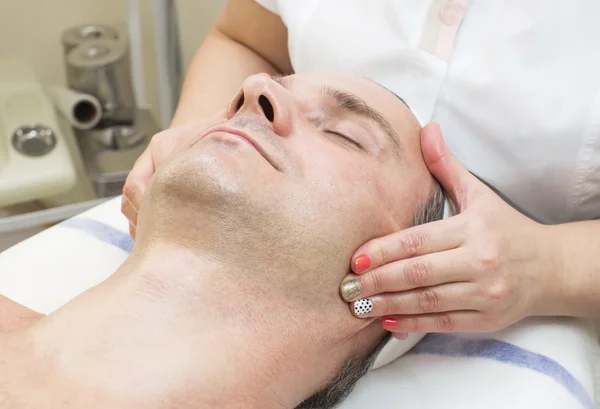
171, 0, 292, 127
539, 220, 600, 317
171, 27, 279, 126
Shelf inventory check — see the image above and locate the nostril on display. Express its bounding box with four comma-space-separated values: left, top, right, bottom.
235, 93, 245, 112
259, 95, 274, 122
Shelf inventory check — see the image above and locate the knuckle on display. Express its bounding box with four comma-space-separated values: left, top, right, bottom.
151, 129, 167, 144
399, 231, 429, 257
418, 289, 440, 313
407, 316, 420, 333
381, 296, 396, 316
404, 260, 432, 287
436, 313, 454, 332
378, 244, 389, 264
147, 134, 158, 149
122, 181, 137, 201
486, 281, 508, 303
368, 271, 385, 294
477, 245, 500, 273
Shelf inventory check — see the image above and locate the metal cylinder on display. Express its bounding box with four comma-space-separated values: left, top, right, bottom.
66, 39, 135, 124
61, 24, 119, 55
46, 86, 102, 130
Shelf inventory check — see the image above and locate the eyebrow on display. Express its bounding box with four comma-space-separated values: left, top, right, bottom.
320, 86, 402, 152
272, 75, 402, 154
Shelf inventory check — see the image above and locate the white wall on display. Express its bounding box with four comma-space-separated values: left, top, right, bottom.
0, 0, 226, 123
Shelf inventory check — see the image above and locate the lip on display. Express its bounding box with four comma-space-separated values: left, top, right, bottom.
202, 126, 279, 170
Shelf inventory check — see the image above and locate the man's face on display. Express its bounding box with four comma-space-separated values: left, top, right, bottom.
142, 72, 431, 315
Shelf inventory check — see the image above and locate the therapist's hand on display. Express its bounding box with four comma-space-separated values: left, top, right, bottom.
341, 123, 558, 335
122, 114, 226, 239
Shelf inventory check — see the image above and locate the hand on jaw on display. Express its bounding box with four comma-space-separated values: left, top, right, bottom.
341, 123, 571, 336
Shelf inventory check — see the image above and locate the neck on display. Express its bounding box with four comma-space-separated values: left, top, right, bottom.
20, 242, 359, 409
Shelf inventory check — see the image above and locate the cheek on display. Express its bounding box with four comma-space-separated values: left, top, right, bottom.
308, 161, 370, 198
300, 154, 392, 231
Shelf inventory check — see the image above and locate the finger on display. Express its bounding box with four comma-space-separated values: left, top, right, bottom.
390, 331, 408, 340
381, 311, 481, 333
350, 282, 478, 318
129, 222, 137, 241
121, 194, 140, 228
122, 148, 154, 220
421, 123, 485, 211
351, 216, 464, 274
342, 248, 472, 301
121, 126, 188, 212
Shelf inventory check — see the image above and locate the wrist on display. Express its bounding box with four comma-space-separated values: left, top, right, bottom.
529, 223, 569, 316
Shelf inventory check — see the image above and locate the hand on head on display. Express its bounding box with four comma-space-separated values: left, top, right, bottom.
341, 123, 554, 336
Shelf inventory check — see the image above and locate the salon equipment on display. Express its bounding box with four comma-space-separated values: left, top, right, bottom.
0, 58, 76, 207
78, 109, 156, 198
150, 0, 183, 128
61, 23, 157, 199
66, 39, 135, 125
46, 86, 102, 130
61, 24, 119, 55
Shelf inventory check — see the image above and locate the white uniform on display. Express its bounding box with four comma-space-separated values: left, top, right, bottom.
255, 0, 600, 225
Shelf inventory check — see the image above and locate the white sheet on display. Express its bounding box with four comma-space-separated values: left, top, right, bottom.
0, 197, 598, 408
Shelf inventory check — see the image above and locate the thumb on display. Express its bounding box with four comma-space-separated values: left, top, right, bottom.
421, 123, 482, 211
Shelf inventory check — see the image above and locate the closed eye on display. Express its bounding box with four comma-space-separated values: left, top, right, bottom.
324, 129, 362, 150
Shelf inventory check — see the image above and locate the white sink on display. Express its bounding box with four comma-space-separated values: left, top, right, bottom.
0, 59, 76, 207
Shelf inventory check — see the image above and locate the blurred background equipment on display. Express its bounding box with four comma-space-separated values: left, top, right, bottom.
0, 58, 77, 207
0, 0, 225, 251
66, 38, 136, 125
61, 24, 120, 55
46, 86, 102, 130
62, 24, 159, 199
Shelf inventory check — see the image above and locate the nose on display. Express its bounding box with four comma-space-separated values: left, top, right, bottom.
226, 74, 294, 137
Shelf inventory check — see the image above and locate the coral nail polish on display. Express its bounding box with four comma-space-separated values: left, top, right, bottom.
353, 254, 371, 273
382, 317, 399, 330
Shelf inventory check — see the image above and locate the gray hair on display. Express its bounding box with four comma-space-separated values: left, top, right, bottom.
296, 183, 445, 409
296, 334, 391, 409
413, 181, 445, 227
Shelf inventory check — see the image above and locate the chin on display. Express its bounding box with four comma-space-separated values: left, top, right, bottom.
147, 146, 288, 247
152, 150, 253, 210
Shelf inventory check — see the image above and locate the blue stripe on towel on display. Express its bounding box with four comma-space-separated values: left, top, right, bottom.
60, 218, 134, 253
56, 218, 594, 408
409, 333, 593, 409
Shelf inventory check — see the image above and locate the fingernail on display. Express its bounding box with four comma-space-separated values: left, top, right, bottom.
353, 299, 373, 316
382, 317, 399, 330
393, 333, 408, 340
353, 254, 371, 273
340, 279, 362, 301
